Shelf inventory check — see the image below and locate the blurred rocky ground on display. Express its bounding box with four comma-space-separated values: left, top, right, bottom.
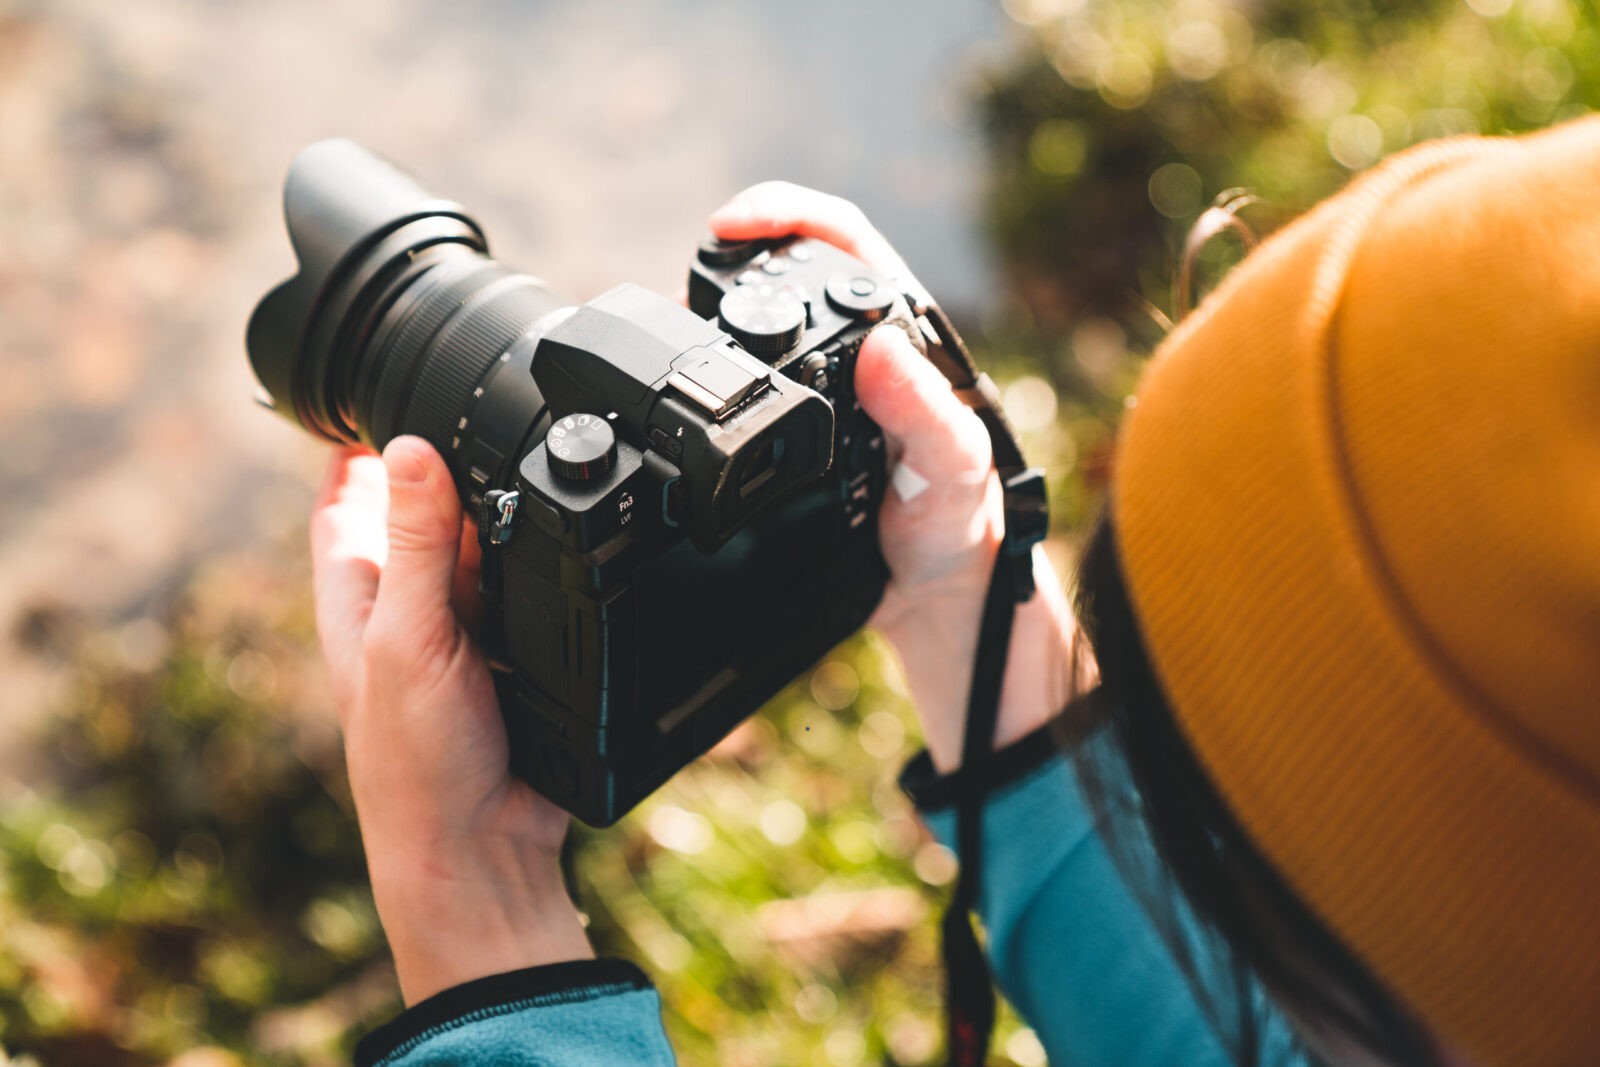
0, 0, 1010, 771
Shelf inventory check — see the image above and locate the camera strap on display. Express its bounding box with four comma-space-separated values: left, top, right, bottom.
904, 300, 1048, 1067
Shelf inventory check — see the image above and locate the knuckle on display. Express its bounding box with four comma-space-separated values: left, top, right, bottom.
387, 496, 457, 551
385, 517, 451, 557
740, 179, 805, 211
363, 609, 461, 676
308, 509, 337, 553
360, 619, 403, 669
951, 410, 995, 470
830, 194, 873, 231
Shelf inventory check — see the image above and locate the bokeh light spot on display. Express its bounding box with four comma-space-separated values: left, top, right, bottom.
1167, 19, 1228, 82
809, 660, 859, 711
794, 982, 838, 1024
1148, 162, 1203, 218
1002, 375, 1060, 434
1007, 1027, 1049, 1067
1029, 119, 1088, 177
1097, 51, 1154, 109
913, 842, 958, 886
1327, 114, 1384, 169
647, 805, 714, 855
760, 800, 807, 846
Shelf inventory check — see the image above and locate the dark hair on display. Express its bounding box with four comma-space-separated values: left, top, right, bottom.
1066, 511, 1442, 1067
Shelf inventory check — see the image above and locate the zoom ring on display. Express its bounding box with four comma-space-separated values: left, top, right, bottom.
401, 279, 558, 460
367, 260, 508, 448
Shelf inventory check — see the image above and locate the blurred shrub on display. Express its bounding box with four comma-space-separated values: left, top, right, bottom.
976, 0, 1600, 537
979, 0, 1600, 328
0, 550, 1043, 1066
0, 556, 381, 1066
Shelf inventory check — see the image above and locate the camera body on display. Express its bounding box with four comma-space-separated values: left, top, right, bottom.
247, 141, 1041, 830
492, 237, 917, 825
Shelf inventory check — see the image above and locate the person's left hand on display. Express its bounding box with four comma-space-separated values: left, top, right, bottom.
310, 436, 592, 1005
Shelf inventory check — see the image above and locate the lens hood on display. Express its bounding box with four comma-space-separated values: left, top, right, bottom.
247, 138, 488, 440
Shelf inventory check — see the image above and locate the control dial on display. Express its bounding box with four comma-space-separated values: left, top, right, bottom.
825, 270, 895, 322
697, 233, 767, 267
718, 283, 808, 356
545, 414, 617, 483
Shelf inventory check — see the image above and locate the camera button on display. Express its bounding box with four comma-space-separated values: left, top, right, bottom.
799, 353, 831, 392
719, 284, 807, 357
648, 425, 684, 458
698, 233, 767, 267
524, 492, 567, 537
825, 271, 895, 322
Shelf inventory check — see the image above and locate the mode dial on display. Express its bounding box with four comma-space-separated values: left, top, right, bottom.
545, 414, 617, 483
718, 283, 807, 356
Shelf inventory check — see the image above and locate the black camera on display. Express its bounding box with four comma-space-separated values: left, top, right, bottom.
248, 140, 1044, 826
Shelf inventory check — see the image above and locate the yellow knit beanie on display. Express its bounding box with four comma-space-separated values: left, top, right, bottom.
1113, 116, 1600, 1067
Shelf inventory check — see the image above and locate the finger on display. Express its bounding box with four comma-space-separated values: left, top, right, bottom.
450, 512, 484, 635
708, 181, 908, 277
368, 436, 466, 664
854, 325, 993, 484
310, 447, 387, 685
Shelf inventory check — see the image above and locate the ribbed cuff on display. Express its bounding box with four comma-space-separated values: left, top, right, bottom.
899, 685, 1107, 813
354, 958, 653, 1066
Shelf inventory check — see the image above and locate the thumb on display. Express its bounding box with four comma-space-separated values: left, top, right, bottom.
854, 325, 993, 486
372, 436, 464, 651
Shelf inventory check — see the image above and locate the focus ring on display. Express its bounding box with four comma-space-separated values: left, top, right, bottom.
401, 279, 557, 459
367, 260, 508, 447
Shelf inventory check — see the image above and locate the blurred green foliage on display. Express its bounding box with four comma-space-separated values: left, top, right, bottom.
6, 2, 1600, 1064
978, 0, 1600, 541
980, 0, 1600, 332
0, 559, 381, 1066
0, 551, 1036, 1066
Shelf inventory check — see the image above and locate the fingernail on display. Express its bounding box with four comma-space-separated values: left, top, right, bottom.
872, 322, 913, 350
708, 201, 750, 225
869, 325, 917, 385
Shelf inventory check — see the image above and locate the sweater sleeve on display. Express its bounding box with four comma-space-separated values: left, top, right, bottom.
354, 959, 676, 1067
904, 721, 1308, 1067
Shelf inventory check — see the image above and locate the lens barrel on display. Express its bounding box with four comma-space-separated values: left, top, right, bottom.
248, 139, 566, 487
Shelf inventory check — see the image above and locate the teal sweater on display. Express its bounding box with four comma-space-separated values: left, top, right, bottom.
356, 730, 1308, 1066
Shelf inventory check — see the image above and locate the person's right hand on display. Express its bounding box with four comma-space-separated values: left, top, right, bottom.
708, 184, 1089, 771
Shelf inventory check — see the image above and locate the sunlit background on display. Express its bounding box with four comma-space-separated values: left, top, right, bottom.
1, 0, 1595, 1063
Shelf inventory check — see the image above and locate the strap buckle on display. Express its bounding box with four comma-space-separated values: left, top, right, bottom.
999, 467, 1048, 600
487, 490, 520, 545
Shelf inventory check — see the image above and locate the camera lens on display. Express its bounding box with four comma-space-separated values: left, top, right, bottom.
248, 140, 567, 491
354, 248, 561, 459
